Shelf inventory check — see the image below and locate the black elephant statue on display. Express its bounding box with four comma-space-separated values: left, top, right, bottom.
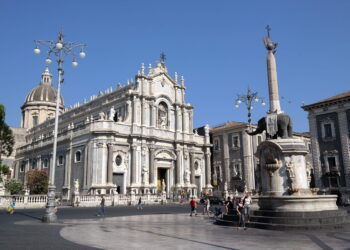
247, 113, 293, 139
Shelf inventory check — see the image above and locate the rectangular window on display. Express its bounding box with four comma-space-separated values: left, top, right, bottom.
20, 163, 25, 172
328, 157, 336, 169
324, 124, 332, 138
31, 160, 36, 170
214, 139, 220, 150
232, 136, 239, 148
43, 159, 48, 168
32, 116, 38, 126
58, 155, 64, 166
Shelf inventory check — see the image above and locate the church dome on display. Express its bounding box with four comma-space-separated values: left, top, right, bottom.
24, 67, 64, 106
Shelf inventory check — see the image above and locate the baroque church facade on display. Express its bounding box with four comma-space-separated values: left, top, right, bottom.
13, 61, 212, 200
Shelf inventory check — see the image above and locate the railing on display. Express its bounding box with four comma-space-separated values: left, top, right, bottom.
0, 194, 47, 209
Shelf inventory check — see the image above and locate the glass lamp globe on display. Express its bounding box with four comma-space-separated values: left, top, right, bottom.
262, 102, 266, 106
254, 98, 259, 102
56, 42, 63, 49
235, 104, 239, 108
34, 47, 41, 55
45, 58, 52, 65
237, 100, 242, 104
72, 60, 78, 67
79, 50, 86, 59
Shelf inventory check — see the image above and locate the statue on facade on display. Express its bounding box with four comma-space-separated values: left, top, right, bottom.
74, 179, 80, 194
158, 103, 168, 129
109, 106, 115, 121
184, 169, 190, 183
142, 167, 149, 184
162, 179, 166, 192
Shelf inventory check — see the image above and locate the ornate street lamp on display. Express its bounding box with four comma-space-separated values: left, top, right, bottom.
34, 32, 86, 223
235, 87, 265, 192
235, 87, 265, 128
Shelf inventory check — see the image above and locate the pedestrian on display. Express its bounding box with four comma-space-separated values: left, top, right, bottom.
137, 197, 143, 210
97, 195, 105, 216
236, 198, 246, 230
190, 197, 197, 216
204, 197, 210, 217
224, 196, 234, 215
7, 197, 16, 214
243, 193, 252, 222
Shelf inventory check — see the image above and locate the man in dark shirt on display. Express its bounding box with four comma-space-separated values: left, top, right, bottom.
225, 196, 234, 214
97, 195, 105, 217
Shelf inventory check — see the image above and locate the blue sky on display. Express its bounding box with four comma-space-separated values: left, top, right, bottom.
0, 0, 349, 132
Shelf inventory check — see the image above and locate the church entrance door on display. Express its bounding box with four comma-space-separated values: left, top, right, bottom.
195, 176, 201, 196
113, 173, 124, 194
157, 168, 167, 192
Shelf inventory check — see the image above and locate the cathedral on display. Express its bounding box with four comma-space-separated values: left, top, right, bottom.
13, 60, 212, 200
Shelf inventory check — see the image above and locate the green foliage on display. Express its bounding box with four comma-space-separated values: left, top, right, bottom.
5, 179, 23, 195
27, 170, 48, 194
0, 165, 10, 175
0, 104, 15, 163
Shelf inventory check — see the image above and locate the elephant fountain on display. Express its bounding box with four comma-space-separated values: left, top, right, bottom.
246, 113, 292, 139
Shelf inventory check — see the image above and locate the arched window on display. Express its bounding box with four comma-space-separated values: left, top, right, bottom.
75, 151, 81, 162
158, 102, 168, 129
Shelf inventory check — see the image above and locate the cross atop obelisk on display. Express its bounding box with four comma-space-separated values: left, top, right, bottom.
263, 25, 282, 114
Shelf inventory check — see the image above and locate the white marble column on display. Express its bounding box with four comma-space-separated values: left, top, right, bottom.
131, 144, 137, 186
176, 106, 182, 132
308, 114, 323, 187
190, 153, 195, 185
176, 148, 182, 186
338, 110, 350, 187
107, 143, 114, 185
205, 148, 212, 188
149, 146, 155, 186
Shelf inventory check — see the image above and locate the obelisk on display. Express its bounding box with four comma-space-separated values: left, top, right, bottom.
263, 25, 281, 114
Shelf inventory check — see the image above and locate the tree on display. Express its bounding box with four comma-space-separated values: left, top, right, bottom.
0, 104, 14, 165
5, 179, 23, 195
27, 170, 48, 194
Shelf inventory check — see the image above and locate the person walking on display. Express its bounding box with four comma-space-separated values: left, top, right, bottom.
137, 197, 143, 210
190, 197, 197, 216
236, 198, 246, 230
203, 197, 210, 217
97, 195, 105, 216
243, 193, 252, 222
7, 197, 16, 214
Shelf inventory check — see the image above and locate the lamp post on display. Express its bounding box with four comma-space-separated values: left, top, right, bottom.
235, 87, 265, 192
34, 32, 86, 223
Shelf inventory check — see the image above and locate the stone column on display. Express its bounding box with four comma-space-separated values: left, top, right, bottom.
63, 147, 72, 189
190, 153, 195, 185
24, 159, 29, 186
223, 134, 230, 189
149, 146, 155, 185
132, 96, 137, 125
107, 143, 114, 184
131, 144, 137, 186
308, 114, 323, 188
176, 106, 182, 132
83, 144, 90, 192
182, 108, 187, 133
242, 132, 254, 191
205, 149, 212, 188
37, 156, 42, 170
266, 51, 281, 113
338, 110, 350, 187
150, 102, 155, 127
176, 148, 182, 186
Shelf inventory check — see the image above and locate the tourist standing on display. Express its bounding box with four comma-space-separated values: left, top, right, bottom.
190, 197, 197, 216
243, 193, 252, 222
97, 195, 105, 216
137, 197, 143, 210
224, 197, 234, 215
236, 198, 246, 230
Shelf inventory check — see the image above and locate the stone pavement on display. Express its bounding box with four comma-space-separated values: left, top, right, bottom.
58, 214, 350, 250
1, 205, 350, 249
